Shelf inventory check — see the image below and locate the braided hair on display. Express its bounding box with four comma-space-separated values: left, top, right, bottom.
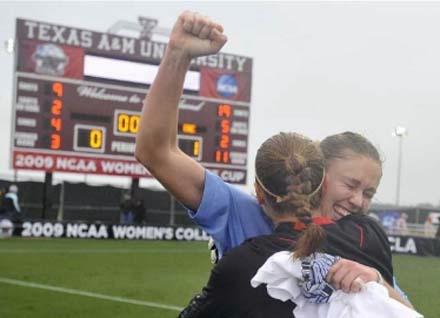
255, 132, 326, 258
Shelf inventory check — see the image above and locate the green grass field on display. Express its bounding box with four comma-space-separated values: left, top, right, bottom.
0, 238, 439, 318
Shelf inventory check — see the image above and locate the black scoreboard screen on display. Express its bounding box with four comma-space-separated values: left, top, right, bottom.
11, 19, 253, 184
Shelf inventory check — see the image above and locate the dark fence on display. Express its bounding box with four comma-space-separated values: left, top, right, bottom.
0, 179, 194, 226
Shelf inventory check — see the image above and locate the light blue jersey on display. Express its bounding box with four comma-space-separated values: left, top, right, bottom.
188, 170, 273, 257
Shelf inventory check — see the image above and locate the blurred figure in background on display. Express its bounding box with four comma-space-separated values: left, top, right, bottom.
120, 193, 134, 225
133, 198, 145, 225
395, 213, 409, 236
3, 184, 22, 223
423, 215, 436, 238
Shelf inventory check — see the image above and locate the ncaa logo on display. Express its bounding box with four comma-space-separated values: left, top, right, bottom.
216, 74, 238, 98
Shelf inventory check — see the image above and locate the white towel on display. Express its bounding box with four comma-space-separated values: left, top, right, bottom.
251, 251, 423, 318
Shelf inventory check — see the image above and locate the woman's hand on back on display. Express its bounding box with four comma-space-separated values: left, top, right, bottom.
326, 258, 380, 293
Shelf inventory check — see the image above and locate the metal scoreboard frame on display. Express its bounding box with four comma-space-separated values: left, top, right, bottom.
11, 18, 253, 184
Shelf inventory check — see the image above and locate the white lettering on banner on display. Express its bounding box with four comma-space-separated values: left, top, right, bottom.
192, 54, 247, 72
15, 154, 54, 169
21, 222, 64, 238
66, 224, 108, 239
16, 139, 35, 147
112, 226, 173, 240
100, 161, 147, 175
139, 40, 166, 59
15, 133, 38, 148
65, 27, 80, 46
174, 228, 209, 241
24, 20, 92, 47
17, 117, 37, 128
233, 109, 249, 118
18, 222, 209, 241
56, 157, 97, 172
77, 86, 129, 102
21, 20, 249, 72
111, 141, 135, 154
230, 152, 247, 165
232, 140, 247, 148
122, 38, 135, 54
128, 94, 142, 104
220, 170, 245, 183
16, 96, 40, 112
18, 81, 38, 92
98, 34, 135, 54
230, 122, 248, 135
17, 96, 38, 104
389, 237, 417, 254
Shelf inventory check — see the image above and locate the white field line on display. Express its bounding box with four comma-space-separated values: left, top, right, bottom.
0, 277, 183, 312
0, 249, 206, 254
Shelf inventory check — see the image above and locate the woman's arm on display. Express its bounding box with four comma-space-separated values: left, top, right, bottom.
135, 12, 227, 210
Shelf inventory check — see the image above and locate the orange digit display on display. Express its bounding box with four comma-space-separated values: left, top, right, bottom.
215, 150, 230, 163
50, 134, 61, 149
218, 104, 232, 118
220, 135, 230, 149
182, 123, 197, 134
51, 99, 63, 115
221, 120, 230, 134
51, 118, 62, 132
52, 82, 63, 97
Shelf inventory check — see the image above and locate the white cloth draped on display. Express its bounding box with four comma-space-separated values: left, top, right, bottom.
251, 251, 423, 318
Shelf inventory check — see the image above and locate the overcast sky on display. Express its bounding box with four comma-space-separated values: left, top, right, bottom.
1, 1, 439, 206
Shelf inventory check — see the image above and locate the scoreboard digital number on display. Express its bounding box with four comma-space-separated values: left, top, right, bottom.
74, 124, 106, 153
11, 18, 253, 184
114, 110, 140, 137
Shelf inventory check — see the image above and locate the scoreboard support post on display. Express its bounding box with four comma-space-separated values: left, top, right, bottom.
41, 172, 52, 219
169, 195, 176, 226
130, 178, 139, 198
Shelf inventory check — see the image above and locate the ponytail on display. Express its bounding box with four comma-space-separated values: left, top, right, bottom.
294, 222, 326, 258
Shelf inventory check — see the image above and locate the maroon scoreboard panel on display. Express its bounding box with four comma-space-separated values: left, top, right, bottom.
11, 19, 253, 184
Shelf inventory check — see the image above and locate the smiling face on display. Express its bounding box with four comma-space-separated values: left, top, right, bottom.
320, 152, 382, 220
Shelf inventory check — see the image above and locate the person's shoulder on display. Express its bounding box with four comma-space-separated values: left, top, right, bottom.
214, 241, 257, 276
338, 214, 388, 241
219, 234, 280, 264
206, 170, 252, 194
338, 213, 382, 227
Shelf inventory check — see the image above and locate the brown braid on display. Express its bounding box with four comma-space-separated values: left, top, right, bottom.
255, 132, 326, 258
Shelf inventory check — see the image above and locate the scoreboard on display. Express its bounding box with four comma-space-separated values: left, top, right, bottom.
11, 19, 253, 184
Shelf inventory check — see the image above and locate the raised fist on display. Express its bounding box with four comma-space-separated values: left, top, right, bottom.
168, 11, 228, 59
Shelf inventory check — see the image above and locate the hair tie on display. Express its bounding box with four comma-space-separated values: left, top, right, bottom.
255, 167, 326, 203
307, 168, 326, 198
255, 173, 285, 203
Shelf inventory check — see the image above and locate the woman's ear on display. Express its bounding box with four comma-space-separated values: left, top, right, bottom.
254, 182, 265, 205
